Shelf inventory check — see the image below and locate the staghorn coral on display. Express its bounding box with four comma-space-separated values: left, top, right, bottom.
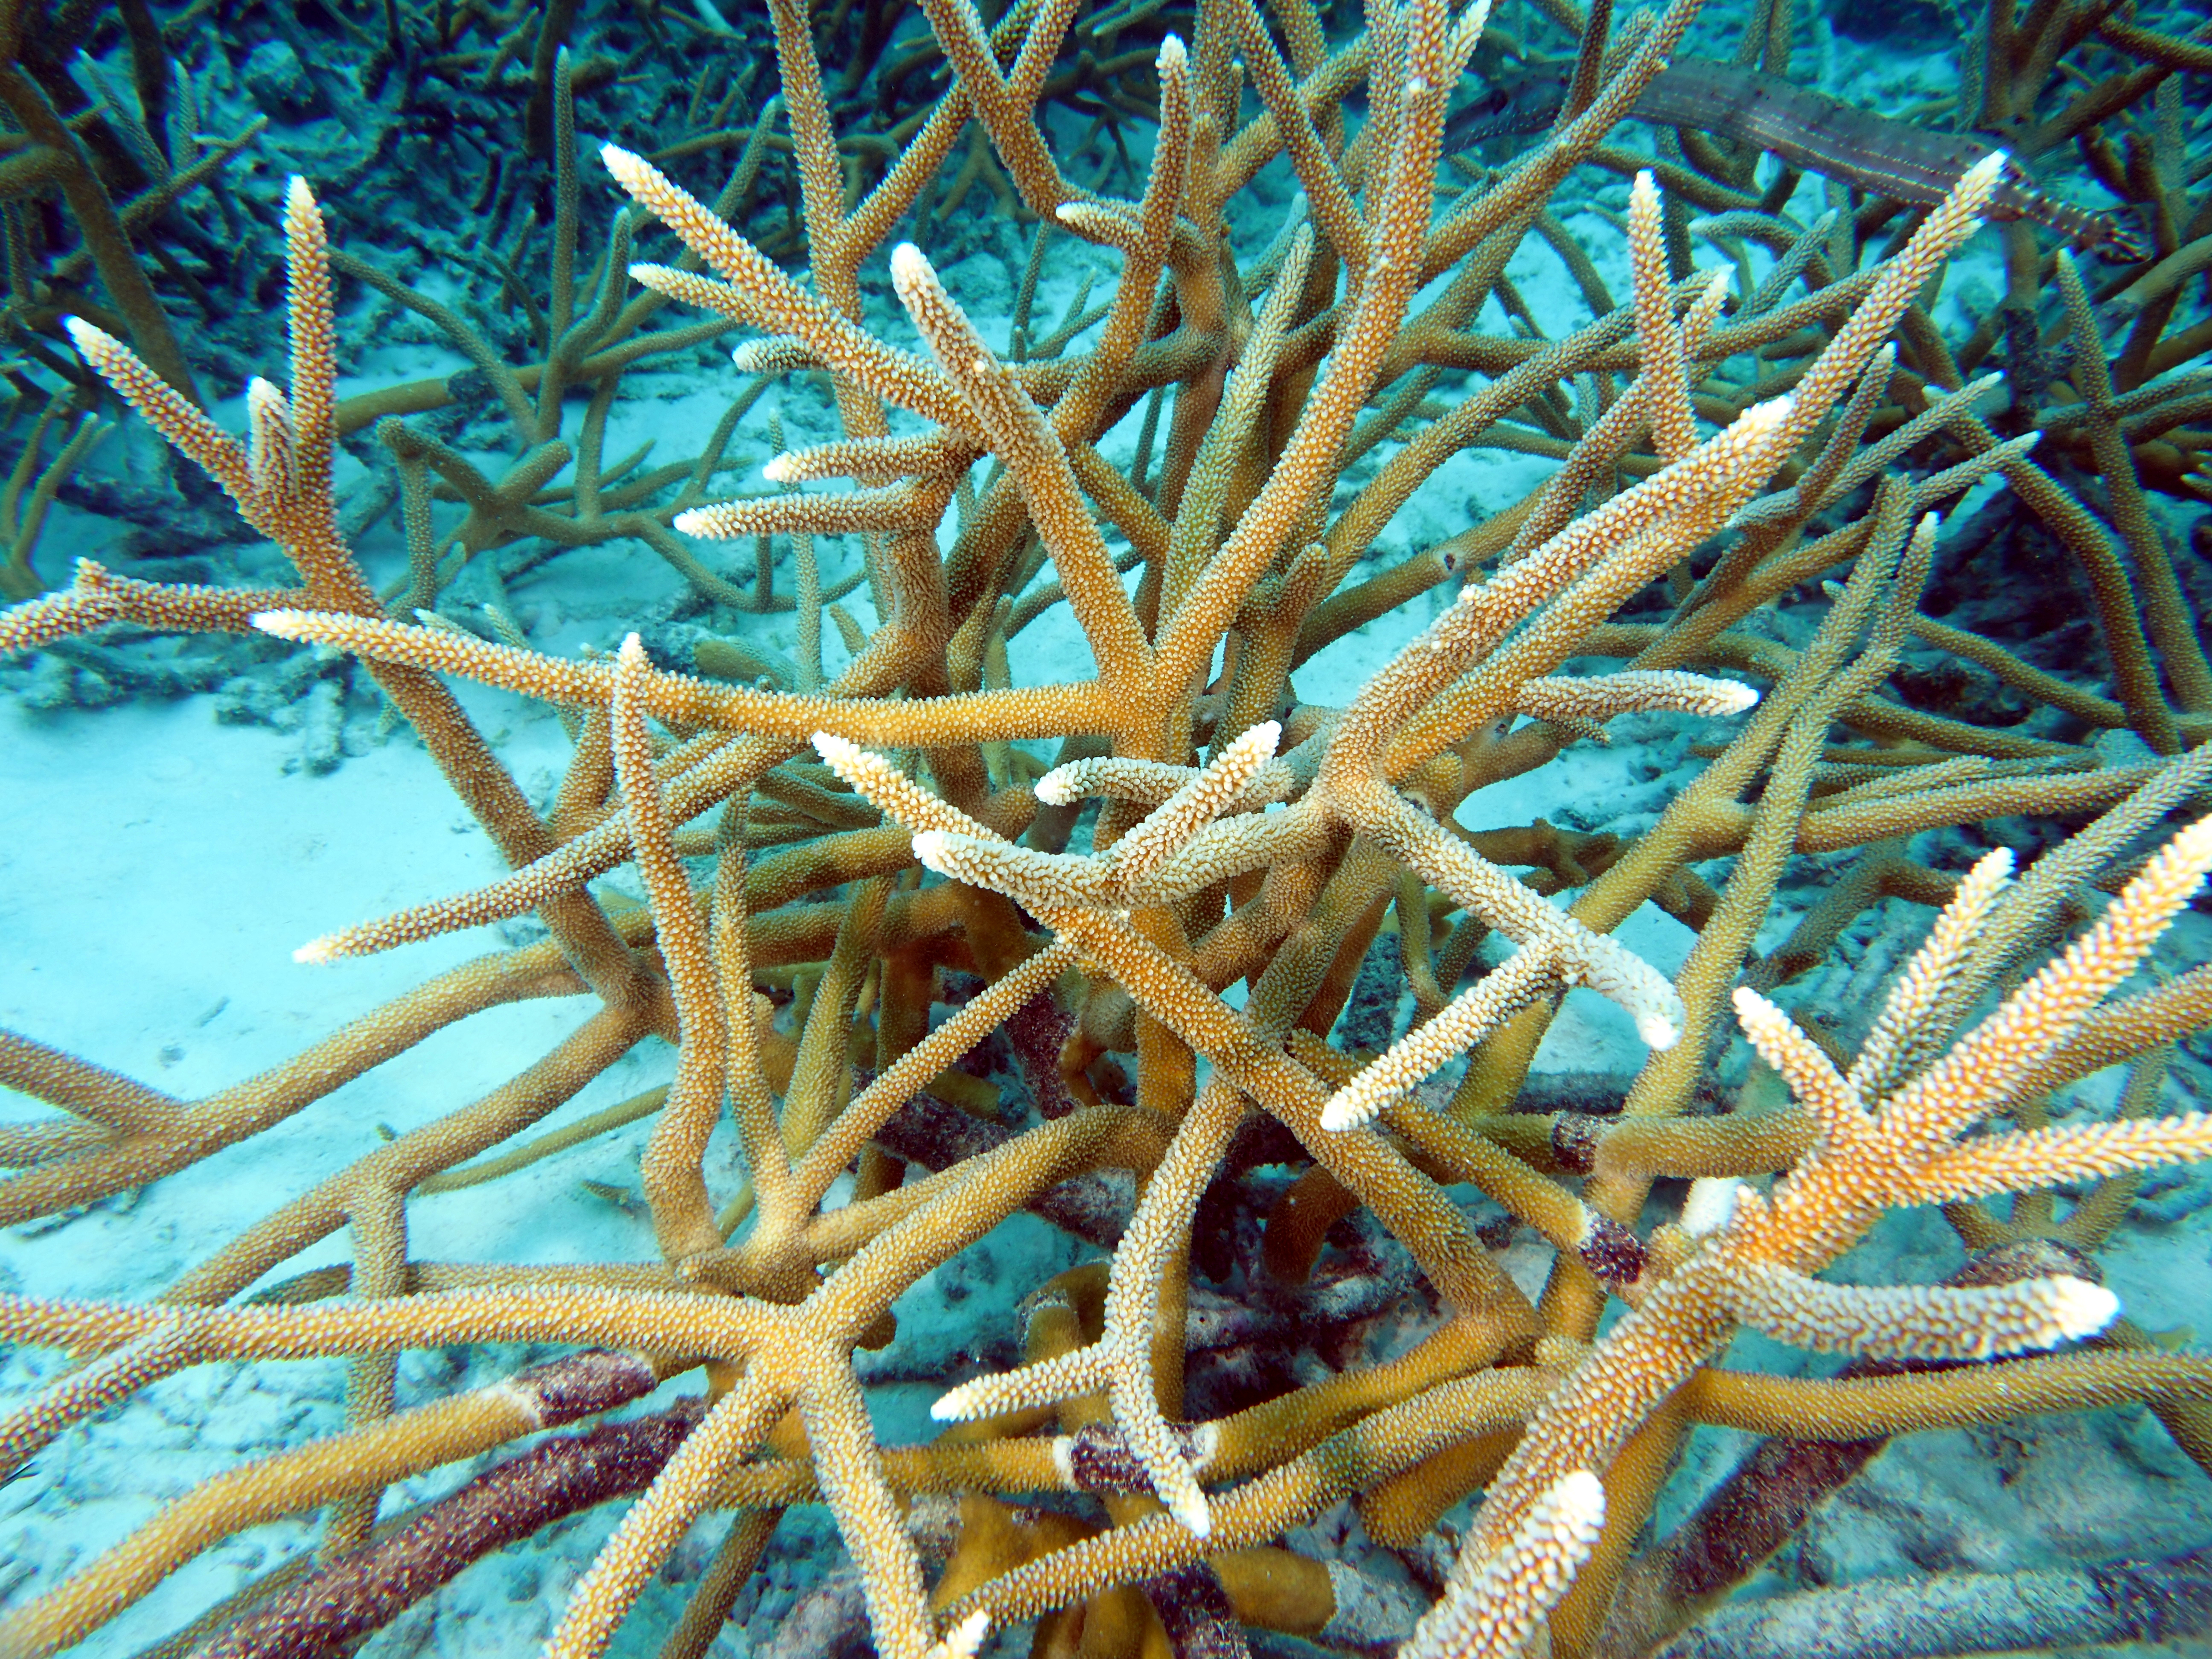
2, 0, 2212, 1657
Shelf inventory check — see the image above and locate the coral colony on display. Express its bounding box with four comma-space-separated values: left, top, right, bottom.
2, 0, 2210, 1656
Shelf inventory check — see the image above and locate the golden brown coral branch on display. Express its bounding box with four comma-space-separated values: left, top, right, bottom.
889, 243, 1153, 691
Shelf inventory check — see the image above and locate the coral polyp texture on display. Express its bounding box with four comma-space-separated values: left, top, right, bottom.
3, 0, 2211, 1656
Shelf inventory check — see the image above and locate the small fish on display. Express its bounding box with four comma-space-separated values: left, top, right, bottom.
1442, 68, 1571, 151
579, 1178, 644, 1217
1441, 58, 2143, 258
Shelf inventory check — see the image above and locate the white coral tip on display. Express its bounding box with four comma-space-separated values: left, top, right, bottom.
1156, 32, 1185, 71
1545, 1468, 1607, 1538
294, 938, 338, 965
1633, 997, 1685, 1051
935, 1610, 991, 1659
1239, 719, 1283, 764
61, 315, 112, 352
929, 1383, 973, 1422
1680, 1177, 1742, 1238
1035, 768, 1078, 807
1712, 680, 1759, 714
889, 242, 934, 294
911, 830, 952, 874
1739, 394, 1795, 434
2049, 1277, 2120, 1343
761, 455, 794, 483
1318, 1088, 1375, 1133
1167, 1486, 1213, 1539
811, 731, 861, 771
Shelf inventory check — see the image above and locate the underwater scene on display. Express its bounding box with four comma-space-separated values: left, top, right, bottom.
2, 0, 2210, 1654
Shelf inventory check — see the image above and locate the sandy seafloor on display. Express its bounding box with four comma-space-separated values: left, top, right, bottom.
5, 20, 2212, 1659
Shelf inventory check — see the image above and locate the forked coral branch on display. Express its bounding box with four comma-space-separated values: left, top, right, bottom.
1401, 812, 2212, 1659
